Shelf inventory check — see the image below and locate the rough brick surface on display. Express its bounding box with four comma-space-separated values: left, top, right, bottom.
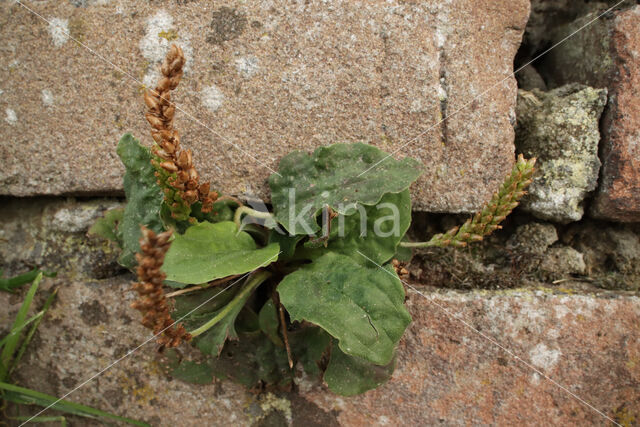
0, 0, 528, 212
541, 5, 640, 221
1, 276, 637, 425
592, 7, 640, 221
300, 285, 640, 425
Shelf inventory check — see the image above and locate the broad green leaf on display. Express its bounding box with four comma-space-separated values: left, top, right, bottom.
278, 253, 411, 366
268, 143, 422, 235
209, 331, 293, 389
268, 231, 305, 260
171, 287, 237, 322
300, 190, 411, 265
0, 273, 41, 382
192, 272, 271, 356
324, 343, 395, 396
163, 349, 214, 385
88, 208, 124, 246
259, 300, 283, 347
289, 327, 331, 376
162, 221, 280, 285
0, 382, 148, 426
117, 134, 164, 269
169, 359, 213, 385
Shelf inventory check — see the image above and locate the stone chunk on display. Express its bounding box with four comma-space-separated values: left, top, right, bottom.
540, 5, 640, 221
539, 246, 587, 276
0, 1, 529, 213
506, 222, 558, 255
515, 84, 607, 223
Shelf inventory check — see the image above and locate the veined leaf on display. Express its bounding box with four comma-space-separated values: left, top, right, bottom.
191, 272, 271, 356
117, 134, 164, 269
278, 252, 411, 366
259, 300, 283, 347
300, 190, 411, 265
289, 327, 331, 376
324, 342, 395, 396
162, 221, 280, 285
167, 357, 213, 385
209, 331, 293, 389
268, 231, 305, 260
268, 143, 422, 235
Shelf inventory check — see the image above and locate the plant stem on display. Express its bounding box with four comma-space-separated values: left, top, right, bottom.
398, 241, 439, 248
234, 206, 275, 229
276, 295, 293, 369
189, 271, 271, 338
165, 275, 242, 298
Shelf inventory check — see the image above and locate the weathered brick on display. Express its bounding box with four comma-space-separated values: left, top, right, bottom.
541, 5, 640, 221
0, 0, 529, 212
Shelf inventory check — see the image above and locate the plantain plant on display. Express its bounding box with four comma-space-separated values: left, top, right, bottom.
92, 45, 534, 396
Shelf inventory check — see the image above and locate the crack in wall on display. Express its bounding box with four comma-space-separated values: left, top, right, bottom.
438, 45, 450, 146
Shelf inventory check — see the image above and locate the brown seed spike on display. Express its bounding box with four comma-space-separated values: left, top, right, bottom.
143, 44, 216, 217
144, 90, 160, 110
131, 226, 191, 348
159, 161, 178, 172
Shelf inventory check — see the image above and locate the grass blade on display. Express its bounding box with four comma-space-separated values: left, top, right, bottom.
0, 312, 44, 350
0, 269, 56, 293
11, 415, 67, 426
10, 288, 59, 376
0, 382, 149, 426
0, 273, 42, 382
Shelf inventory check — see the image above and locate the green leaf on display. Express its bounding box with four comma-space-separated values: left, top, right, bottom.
192, 272, 271, 356
0, 312, 43, 349
0, 382, 148, 426
289, 327, 331, 376
117, 134, 164, 269
268, 231, 305, 260
172, 287, 237, 321
190, 200, 234, 224
10, 288, 58, 376
268, 143, 422, 235
0, 269, 56, 293
300, 190, 411, 265
162, 221, 279, 285
209, 332, 292, 390
171, 360, 213, 384
0, 273, 41, 382
324, 343, 395, 396
278, 253, 411, 366
235, 307, 260, 334
258, 300, 283, 347
88, 208, 124, 246
11, 416, 68, 425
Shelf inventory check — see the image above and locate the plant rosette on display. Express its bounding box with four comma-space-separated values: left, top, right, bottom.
92, 44, 535, 396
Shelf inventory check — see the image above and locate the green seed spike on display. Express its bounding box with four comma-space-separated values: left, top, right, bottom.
401, 155, 536, 249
